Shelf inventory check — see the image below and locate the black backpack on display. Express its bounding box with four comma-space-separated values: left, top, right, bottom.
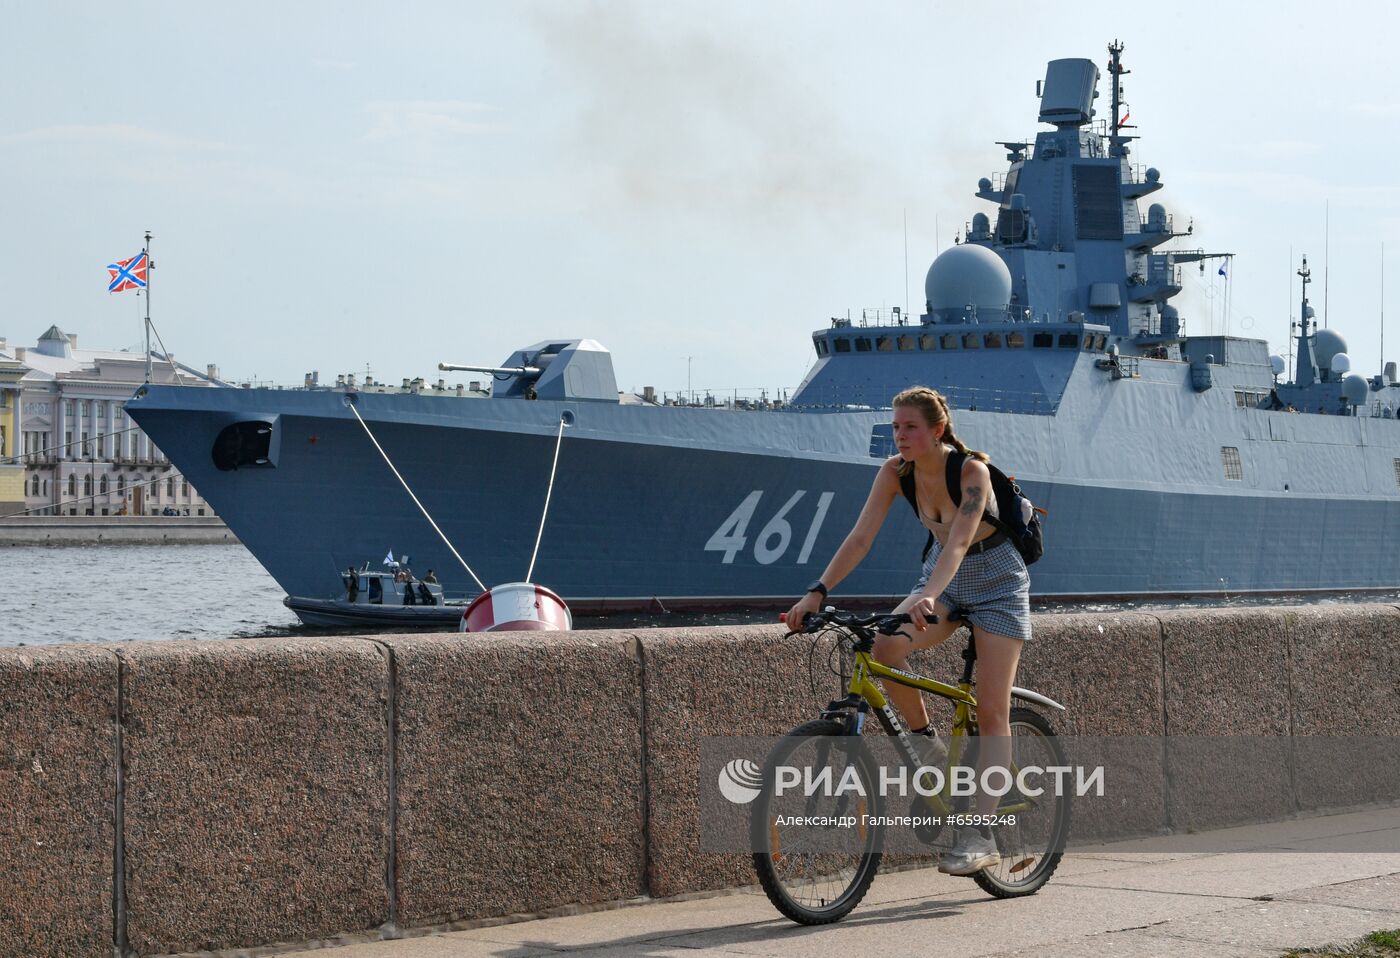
898, 451, 1044, 566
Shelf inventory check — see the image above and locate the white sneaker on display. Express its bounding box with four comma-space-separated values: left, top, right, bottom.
938, 826, 999, 875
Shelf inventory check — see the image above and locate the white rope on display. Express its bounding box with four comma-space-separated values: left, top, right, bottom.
346, 398, 487, 593
526, 415, 568, 583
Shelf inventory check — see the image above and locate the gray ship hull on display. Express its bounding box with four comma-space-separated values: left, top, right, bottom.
127, 349, 1400, 614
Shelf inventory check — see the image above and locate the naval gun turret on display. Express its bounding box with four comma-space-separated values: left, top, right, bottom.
441, 339, 619, 402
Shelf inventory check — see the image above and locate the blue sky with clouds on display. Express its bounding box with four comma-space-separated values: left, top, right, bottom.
3, 1, 1397, 394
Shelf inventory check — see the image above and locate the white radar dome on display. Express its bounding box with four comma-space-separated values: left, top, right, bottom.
1314, 329, 1348, 369
1270, 355, 1286, 376
1331, 352, 1352, 374
1343, 374, 1370, 405
924, 244, 1012, 314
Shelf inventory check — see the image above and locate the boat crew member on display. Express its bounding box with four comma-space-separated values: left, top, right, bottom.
345, 566, 359, 601
786, 385, 1032, 877
424, 569, 439, 584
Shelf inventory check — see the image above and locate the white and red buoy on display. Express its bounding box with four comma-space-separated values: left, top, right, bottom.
460, 581, 572, 633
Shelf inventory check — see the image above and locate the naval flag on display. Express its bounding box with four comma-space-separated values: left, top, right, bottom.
1219, 262, 1228, 278
107, 251, 149, 293
384, 549, 394, 565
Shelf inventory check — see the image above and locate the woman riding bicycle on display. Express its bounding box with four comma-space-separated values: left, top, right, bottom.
785, 385, 1032, 875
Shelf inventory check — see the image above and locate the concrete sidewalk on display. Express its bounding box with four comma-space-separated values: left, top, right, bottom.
281, 808, 1400, 958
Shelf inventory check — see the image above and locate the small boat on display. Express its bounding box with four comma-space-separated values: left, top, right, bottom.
283, 561, 463, 628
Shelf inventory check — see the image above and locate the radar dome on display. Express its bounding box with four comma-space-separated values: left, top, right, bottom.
978, 177, 993, 192
1343, 374, 1370, 406
1145, 167, 1160, 183
1270, 355, 1286, 376
1314, 329, 1348, 369
924, 244, 1012, 315
1331, 352, 1352, 375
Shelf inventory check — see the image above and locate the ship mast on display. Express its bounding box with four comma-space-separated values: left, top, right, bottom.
1107, 40, 1134, 158
1295, 256, 1317, 386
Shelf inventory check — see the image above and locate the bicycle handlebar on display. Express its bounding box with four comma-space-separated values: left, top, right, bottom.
779, 609, 926, 635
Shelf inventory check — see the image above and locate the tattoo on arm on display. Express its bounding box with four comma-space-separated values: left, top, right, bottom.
960, 485, 985, 517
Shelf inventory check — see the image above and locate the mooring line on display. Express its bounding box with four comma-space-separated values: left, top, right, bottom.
525, 414, 568, 583
345, 398, 487, 593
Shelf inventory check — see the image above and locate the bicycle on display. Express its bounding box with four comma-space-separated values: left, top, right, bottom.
751, 607, 1072, 925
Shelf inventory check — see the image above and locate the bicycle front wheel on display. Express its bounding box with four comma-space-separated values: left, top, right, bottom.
751, 719, 883, 925
971, 707, 1072, 898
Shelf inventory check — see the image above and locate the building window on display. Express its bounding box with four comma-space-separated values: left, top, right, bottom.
99, 475, 108, 495
920, 334, 936, 350
80, 401, 89, 416
198, 508, 206, 516
68, 475, 77, 497
83, 474, 93, 496
65, 400, 74, 416
941, 334, 958, 349
81, 432, 90, 457
166, 477, 175, 498
1033, 333, 1053, 348
97, 403, 107, 420
1221, 446, 1243, 481
30, 475, 39, 495
118, 475, 126, 493
182, 479, 190, 497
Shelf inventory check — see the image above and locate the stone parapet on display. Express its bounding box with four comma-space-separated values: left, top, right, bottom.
1, 604, 1396, 956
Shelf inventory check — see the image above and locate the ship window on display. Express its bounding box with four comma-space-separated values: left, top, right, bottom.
1058, 333, 1079, 348
1033, 333, 1053, 348
1082, 336, 1095, 352
962, 334, 981, 349
1221, 446, 1243, 481
1008, 332, 1025, 348
897, 335, 915, 351
876, 336, 893, 352
1095, 334, 1107, 349
941, 334, 958, 349
920, 334, 937, 350
814, 339, 828, 356
984, 334, 1003, 348
834, 338, 851, 353
855, 338, 872, 352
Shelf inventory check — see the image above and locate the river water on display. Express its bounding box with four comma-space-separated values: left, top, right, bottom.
2, 543, 1397, 648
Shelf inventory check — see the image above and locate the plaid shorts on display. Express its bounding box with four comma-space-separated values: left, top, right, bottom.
910, 537, 1032, 641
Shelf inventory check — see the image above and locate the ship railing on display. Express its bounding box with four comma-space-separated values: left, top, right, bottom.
788, 383, 1060, 416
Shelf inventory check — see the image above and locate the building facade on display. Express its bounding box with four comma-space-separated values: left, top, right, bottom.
2, 326, 223, 517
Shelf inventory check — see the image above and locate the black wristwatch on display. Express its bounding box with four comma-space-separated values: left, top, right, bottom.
805, 579, 829, 599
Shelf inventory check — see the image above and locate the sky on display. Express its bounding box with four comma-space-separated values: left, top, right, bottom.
3, 1, 1399, 396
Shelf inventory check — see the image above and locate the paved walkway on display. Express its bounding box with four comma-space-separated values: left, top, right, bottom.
283, 808, 1400, 958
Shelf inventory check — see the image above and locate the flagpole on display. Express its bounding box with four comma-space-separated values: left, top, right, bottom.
143, 231, 152, 383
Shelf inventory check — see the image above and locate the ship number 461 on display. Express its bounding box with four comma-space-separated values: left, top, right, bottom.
704, 491, 835, 565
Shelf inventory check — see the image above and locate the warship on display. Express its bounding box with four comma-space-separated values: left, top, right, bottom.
128, 42, 1400, 621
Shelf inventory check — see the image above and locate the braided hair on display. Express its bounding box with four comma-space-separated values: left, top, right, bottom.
892, 386, 989, 478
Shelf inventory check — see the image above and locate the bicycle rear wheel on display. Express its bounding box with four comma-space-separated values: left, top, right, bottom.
971, 707, 1071, 898
751, 719, 883, 924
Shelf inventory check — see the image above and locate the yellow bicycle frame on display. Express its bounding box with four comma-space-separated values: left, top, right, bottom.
847, 648, 1037, 817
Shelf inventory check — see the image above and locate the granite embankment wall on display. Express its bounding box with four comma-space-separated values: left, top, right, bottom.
0, 516, 238, 546
2, 606, 1398, 957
